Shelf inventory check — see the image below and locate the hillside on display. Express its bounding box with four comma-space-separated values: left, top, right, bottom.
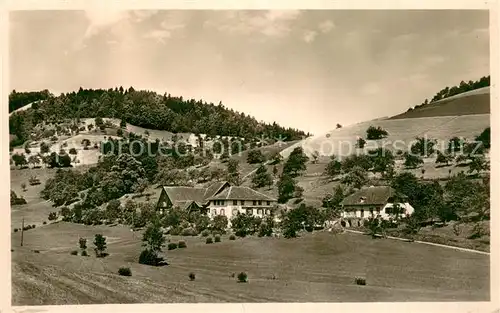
282, 86, 490, 158
11, 224, 489, 304
391, 87, 490, 120
9, 88, 308, 148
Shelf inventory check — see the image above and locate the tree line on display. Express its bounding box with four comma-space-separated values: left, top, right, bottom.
9, 87, 308, 147
408, 75, 490, 112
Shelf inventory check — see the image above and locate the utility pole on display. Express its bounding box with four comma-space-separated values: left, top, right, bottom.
20, 218, 24, 247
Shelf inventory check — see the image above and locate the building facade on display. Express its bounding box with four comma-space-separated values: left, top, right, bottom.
340, 185, 414, 225
156, 181, 277, 225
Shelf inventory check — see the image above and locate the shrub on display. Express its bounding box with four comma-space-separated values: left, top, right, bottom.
81, 250, 88, 257
237, 272, 248, 283
33, 250, 40, 253
168, 243, 178, 250
355, 277, 366, 286
178, 241, 187, 248
189, 272, 196, 281
70, 250, 78, 255
14, 228, 18, 233
229, 234, 236, 240
181, 227, 198, 236
139, 249, 156, 265
201, 230, 210, 237
43, 221, 47, 225
170, 227, 182, 236
32, 224, 36, 229
48, 211, 58, 221
206, 237, 213, 244
214, 235, 221, 243
118, 267, 132, 276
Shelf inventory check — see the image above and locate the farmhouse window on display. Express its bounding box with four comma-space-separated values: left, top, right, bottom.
241, 200, 245, 205
212, 209, 216, 215
233, 200, 237, 205
253, 200, 257, 205
360, 209, 364, 218
267, 201, 270, 205
257, 209, 262, 214
246, 208, 253, 214
220, 209, 225, 215
258, 200, 262, 205
266, 209, 271, 215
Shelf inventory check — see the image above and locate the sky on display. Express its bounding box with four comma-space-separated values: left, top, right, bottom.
9, 10, 489, 134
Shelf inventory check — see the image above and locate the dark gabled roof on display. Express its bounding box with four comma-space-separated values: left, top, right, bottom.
163, 186, 206, 204
204, 181, 229, 199
341, 186, 405, 206
207, 186, 277, 202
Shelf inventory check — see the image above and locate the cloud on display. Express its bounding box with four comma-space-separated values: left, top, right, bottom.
303, 30, 318, 43
83, 9, 130, 40
205, 10, 302, 38
131, 10, 158, 22
143, 29, 171, 44
143, 15, 186, 44
318, 20, 335, 33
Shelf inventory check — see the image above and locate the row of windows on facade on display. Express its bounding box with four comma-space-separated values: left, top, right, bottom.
212, 208, 272, 216
212, 200, 271, 206
345, 206, 405, 217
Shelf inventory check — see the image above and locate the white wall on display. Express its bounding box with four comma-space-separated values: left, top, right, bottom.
341, 202, 414, 220
207, 200, 276, 226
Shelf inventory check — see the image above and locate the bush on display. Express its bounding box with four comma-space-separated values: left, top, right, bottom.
181, 227, 198, 236
48, 211, 57, 221
201, 230, 210, 237
138, 249, 164, 266
169, 227, 182, 236
178, 241, 187, 248
214, 235, 221, 242
81, 250, 88, 257
43, 221, 47, 225
237, 272, 248, 283
229, 234, 236, 240
14, 228, 18, 233
118, 267, 132, 276
355, 277, 366, 286
32, 224, 36, 228
168, 243, 178, 250
189, 272, 196, 281
70, 250, 78, 255
206, 237, 213, 244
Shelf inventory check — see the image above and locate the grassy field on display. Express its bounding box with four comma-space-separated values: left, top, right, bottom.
390, 87, 490, 120
11, 221, 489, 305
281, 114, 490, 159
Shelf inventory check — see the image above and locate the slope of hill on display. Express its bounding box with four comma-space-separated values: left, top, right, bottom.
11, 224, 489, 304
282, 87, 490, 158
281, 114, 490, 158
391, 87, 490, 120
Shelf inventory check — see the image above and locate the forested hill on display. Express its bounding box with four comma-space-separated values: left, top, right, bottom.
9, 89, 53, 113
9, 87, 309, 145
406, 75, 490, 113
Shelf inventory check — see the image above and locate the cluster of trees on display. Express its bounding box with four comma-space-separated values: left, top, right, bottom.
390, 171, 489, 225
10, 190, 27, 205
408, 76, 490, 112
11, 151, 73, 169
277, 147, 309, 203
9, 87, 308, 148
366, 126, 389, 140
9, 89, 52, 113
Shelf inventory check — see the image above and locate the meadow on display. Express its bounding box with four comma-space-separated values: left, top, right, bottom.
11, 221, 489, 305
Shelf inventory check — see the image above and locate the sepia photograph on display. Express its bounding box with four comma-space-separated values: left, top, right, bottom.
4, 3, 497, 309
